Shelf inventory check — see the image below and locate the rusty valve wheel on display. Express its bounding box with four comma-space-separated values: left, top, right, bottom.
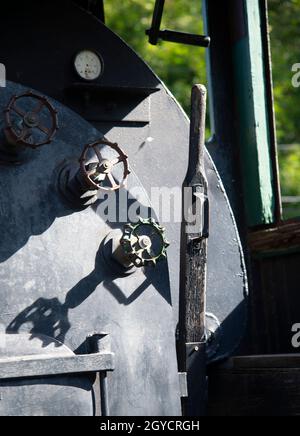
3, 91, 59, 149
79, 139, 130, 192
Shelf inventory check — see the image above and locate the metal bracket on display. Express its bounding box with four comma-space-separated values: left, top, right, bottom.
146, 0, 210, 47
206, 313, 222, 362
0, 350, 114, 381
185, 342, 207, 416
178, 372, 188, 398
186, 184, 209, 241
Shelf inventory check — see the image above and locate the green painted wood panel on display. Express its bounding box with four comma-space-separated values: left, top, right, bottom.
233, 0, 275, 226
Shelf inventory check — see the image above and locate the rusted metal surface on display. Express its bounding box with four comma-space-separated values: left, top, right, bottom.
58, 138, 130, 208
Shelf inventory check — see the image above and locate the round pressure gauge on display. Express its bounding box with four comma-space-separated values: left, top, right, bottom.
74, 50, 103, 81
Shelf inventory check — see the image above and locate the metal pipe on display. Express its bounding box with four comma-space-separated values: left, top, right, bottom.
148, 0, 165, 45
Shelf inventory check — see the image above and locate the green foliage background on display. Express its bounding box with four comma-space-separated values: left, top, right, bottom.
268, 0, 300, 217
105, 0, 207, 114
269, 0, 300, 144
106, 0, 300, 218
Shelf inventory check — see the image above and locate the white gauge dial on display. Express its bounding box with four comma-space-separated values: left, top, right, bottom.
74, 50, 103, 81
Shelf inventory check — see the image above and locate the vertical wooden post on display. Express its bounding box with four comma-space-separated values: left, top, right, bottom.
179, 85, 208, 416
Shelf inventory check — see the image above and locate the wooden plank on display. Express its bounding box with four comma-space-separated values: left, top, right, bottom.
179, 85, 208, 416
181, 84, 208, 345
248, 253, 300, 354
208, 355, 300, 416
208, 367, 300, 416
227, 354, 300, 370
249, 220, 300, 254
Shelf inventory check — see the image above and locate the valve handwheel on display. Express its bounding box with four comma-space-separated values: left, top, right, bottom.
79, 139, 130, 192
120, 218, 170, 268
4, 92, 59, 149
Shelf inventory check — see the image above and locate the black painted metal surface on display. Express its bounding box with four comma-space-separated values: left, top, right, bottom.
0, 82, 181, 416
0, 0, 248, 415
0, 334, 95, 416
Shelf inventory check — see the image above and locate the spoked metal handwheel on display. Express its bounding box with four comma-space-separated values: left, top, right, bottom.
120, 218, 170, 268
79, 139, 130, 192
3, 91, 59, 149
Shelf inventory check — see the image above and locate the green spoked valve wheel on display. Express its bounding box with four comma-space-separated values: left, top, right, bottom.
120, 218, 170, 268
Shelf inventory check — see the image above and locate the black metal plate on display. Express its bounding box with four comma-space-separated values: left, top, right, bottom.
0, 83, 181, 416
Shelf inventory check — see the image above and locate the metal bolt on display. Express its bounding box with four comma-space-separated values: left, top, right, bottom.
138, 235, 152, 250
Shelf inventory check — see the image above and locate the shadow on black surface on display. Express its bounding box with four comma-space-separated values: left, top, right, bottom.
6, 240, 172, 348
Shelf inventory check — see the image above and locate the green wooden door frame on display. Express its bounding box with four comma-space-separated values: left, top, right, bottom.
204, 0, 281, 228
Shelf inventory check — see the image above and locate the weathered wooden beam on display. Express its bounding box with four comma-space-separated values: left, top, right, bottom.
249, 220, 300, 254
179, 84, 208, 416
